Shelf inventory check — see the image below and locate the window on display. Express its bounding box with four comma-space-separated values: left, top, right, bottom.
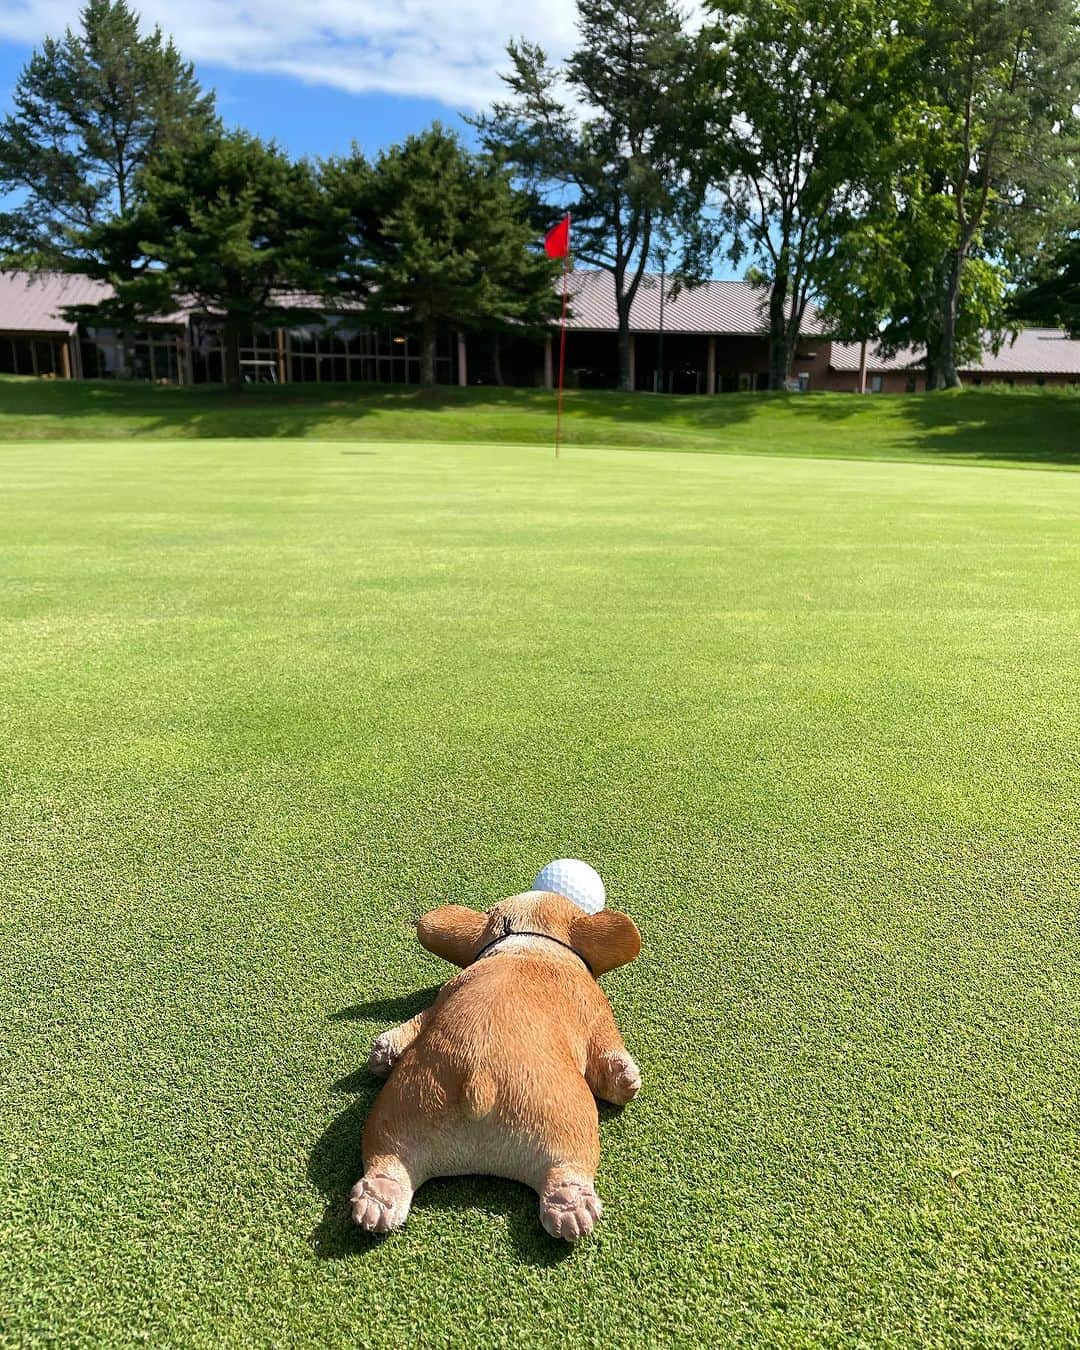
81, 326, 185, 382
1, 336, 63, 375
283, 323, 451, 386
870, 374, 884, 393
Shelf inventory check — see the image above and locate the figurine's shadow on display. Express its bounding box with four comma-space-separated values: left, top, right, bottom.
308, 989, 574, 1267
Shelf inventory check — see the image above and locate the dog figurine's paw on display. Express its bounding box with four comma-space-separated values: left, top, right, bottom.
612, 1053, 641, 1102
351, 1172, 412, 1233
597, 1049, 641, 1104
539, 1177, 603, 1242
368, 1032, 399, 1078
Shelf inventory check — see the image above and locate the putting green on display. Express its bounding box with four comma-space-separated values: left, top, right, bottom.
2, 438, 1078, 1347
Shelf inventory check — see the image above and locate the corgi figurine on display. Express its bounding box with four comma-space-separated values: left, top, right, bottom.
352, 888, 642, 1241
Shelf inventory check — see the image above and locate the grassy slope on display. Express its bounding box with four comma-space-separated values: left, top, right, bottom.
2, 437, 1079, 1348
1, 373, 1080, 470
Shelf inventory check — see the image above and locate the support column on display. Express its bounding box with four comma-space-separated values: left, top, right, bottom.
60, 338, 71, 379
627, 333, 635, 390
457, 331, 467, 387
544, 334, 553, 389
707, 336, 716, 394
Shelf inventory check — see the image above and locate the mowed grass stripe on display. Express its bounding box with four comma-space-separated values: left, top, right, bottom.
2, 438, 1078, 1347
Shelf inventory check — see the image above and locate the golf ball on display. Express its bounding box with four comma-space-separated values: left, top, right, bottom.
533, 859, 606, 914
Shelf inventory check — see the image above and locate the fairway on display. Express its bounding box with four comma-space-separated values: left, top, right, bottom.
3, 437, 1079, 1346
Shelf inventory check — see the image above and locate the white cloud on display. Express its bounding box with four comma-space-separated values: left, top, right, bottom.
0, 0, 581, 110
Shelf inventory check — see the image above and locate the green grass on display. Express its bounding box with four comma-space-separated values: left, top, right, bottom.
2, 373, 1080, 470
2, 432, 1079, 1348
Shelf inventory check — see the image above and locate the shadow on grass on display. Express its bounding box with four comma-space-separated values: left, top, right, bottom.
329, 986, 440, 1024
0, 377, 568, 442
5, 375, 1076, 467
307, 990, 574, 1267
893, 391, 1080, 468
581, 386, 1080, 467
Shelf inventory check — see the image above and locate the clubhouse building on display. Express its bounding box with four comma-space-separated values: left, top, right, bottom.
3, 267, 1079, 393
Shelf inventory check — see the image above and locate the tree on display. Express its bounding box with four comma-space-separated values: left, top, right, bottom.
898, 0, 1080, 387
873, 197, 1011, 383
1012, 236, 1080, 330
74, 128, 329, 385
474, 0, 696, 392
0, 0, 216, 269
816, 190, 1010, 385
690, 0, 905, 389
324, 126, 561, 388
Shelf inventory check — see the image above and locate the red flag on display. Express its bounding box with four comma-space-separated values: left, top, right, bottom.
544, 215, 571, 259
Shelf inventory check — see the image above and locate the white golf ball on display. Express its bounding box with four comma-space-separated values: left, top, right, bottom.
533, 859, 606, 914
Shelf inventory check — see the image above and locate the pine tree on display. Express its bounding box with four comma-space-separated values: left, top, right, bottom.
325, 127, 561, 388
76, 128, 329, 385
0, 0, 216, 269
473, 0, 696, 392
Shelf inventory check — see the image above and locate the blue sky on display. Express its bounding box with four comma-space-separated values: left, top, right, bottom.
0, 1, 580, 156
32, 44, 488, 160
0, 38, 472, 160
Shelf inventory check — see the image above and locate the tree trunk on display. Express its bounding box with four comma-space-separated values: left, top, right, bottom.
420, 317, 437, 388
492, 332, 504, 387
767, 276, 791, 390
939, 249, 965, 389
924, 313, 946, 391
616, 318, 634, 392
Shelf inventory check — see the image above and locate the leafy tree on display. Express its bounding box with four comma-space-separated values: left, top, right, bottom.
74, 128, 329, 385
817, 190, 1010, 381
894, 0, 1080, 387
873, 197, 1011, 380
0, 0, 216, 269
690, 0, 905, 389
1012, 235, 1080, 330
324, 126, 561, 388
473, 0, 696, 391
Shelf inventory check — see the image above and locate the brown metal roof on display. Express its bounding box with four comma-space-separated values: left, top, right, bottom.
0, 269, 197, 331
0, 271, 114, 334
830, 328, 1080, 377
564, 269, 825, 335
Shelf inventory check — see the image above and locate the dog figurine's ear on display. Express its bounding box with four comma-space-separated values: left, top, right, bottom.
569, 910, 642, 976
417, 905, 488, 967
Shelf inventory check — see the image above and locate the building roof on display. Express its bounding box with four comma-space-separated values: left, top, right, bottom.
565, 269, 825, 335
0, 271, 114, 334
0, 269, 195, 332
830, 327, 1080, 377
1, 265, 824, 340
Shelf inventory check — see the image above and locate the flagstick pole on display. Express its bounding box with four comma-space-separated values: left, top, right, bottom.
555, 247, 569, 458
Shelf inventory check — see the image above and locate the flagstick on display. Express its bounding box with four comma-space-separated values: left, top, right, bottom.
555, 249, 569, 458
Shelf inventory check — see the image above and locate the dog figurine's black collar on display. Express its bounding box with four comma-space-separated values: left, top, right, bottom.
472, 924, 593, 975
